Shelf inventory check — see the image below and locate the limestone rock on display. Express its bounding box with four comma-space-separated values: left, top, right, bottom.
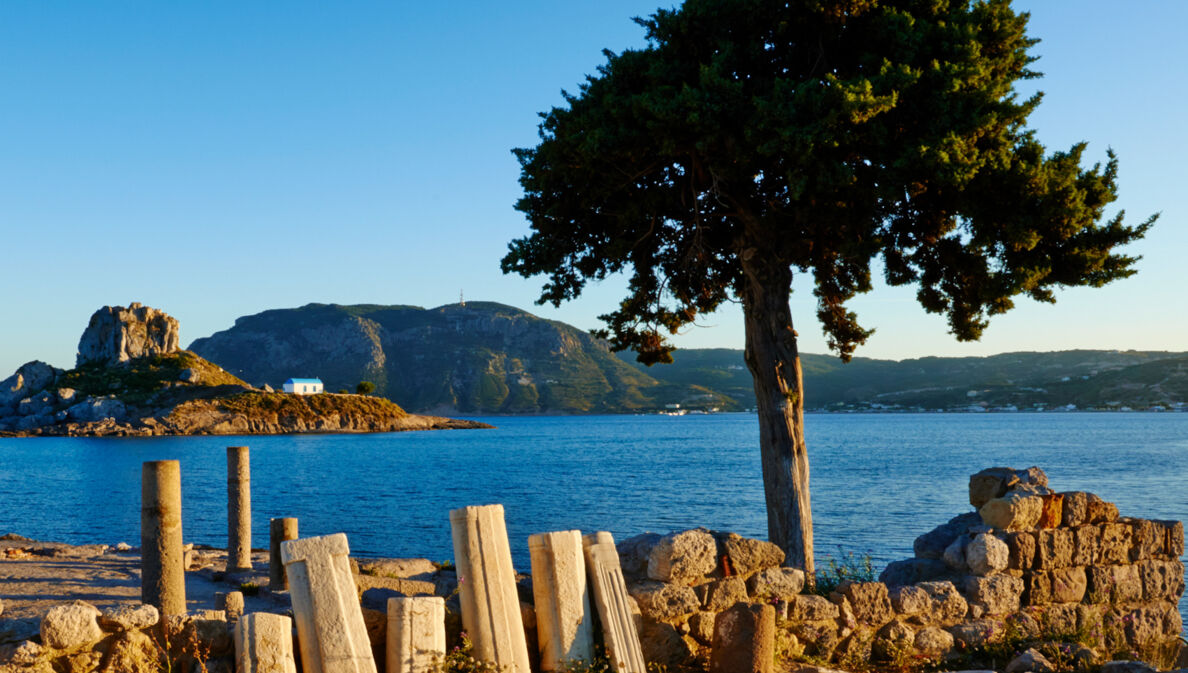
838, 582, 893, 626
1006, 647, 1056, 673
913, 626, 954, 657
888, 585, 930, 616
98, 604, 160, 632
357, 558, 437, 580
969, 466, 1047, 508
720, 533, 784, 576
697, 577, 748, 612
913, 512, 982, 560
688, 612, 716, 645
0, 361, 61, 407
963, 575, 1022, 615
628, 581, 700, 621
879, 558, 947, 587
965, 533, 1009, 576
747, 567, 805, 600
943, 537, 968, 571
979, 492, 1043, 530
40, 601, 103, 650
790, 595, 839, 622
947, 619, 1002, 648
647, 529, 716, 583
1100, 662, 1157, 673
916, 581, 968, 626
872, 620, 914, 661
76, 303, 181, 366
638, 618, 694, 670
617, 532, 662, 579
104, 629, 160, 673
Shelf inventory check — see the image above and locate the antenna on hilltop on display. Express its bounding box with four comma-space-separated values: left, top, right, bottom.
460, 289, 465, 307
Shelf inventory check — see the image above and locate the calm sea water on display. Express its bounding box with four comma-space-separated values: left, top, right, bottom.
1, 412, 1184, 621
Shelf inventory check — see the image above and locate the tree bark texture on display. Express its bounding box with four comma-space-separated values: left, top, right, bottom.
740, 251, 814, 576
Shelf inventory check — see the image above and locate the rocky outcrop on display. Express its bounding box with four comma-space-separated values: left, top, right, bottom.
76, 303, 180, 367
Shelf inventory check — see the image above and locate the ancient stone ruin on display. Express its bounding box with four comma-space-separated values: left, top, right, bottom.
0, 463, 1182, 673
76, 302, 181, 366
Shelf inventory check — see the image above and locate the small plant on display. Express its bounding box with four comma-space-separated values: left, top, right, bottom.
239, 581, 260, 596
356, 381, 376, 395
810, 548, 876, 596
435, 559, 456, 570
432, 632, 503, 672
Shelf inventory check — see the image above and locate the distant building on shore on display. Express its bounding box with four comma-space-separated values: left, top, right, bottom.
283, 378, 323, 395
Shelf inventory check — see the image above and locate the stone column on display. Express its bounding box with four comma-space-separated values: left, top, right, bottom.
228, 446, 252, 571
529, 530, 594, 671
280, 533, 377, 673
386, 596, 445, 673
582, 532, 646, 673
216, 590, 246, 621
141, 460, 186, 616
449, 504, 531, 673
710, 602, 775, 673
235, 612, 298, 673
270, 517, 299, 590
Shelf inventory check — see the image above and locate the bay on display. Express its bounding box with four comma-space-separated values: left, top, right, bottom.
1, 412, 1184, 624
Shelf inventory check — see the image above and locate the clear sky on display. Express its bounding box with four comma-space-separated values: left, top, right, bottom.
1, 1, 1183, 376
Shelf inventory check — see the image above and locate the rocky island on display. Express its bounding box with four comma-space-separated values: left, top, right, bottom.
0, 304, 490, 437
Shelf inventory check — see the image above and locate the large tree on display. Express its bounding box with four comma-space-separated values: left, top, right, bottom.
502, 0, 1154, 574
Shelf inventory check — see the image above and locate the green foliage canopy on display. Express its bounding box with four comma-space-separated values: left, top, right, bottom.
503, 0, 1154, 364
356, 380, 376, 395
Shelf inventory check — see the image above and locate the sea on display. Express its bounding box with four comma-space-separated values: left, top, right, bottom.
1, 412, 1184, 624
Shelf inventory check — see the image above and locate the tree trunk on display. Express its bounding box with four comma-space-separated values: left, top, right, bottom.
740, 251, 814, 576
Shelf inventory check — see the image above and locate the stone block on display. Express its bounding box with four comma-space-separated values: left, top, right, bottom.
450, 505, 530, 673
1100, 523, 1133, 565
872, 620, 914, 661
962, 575, 1022, 615
99, 604, 159, 632
1087, 498, 1120, 524
839, 582, 893, 626
1038, 494, 1064, 529
1060, 492, 1093, 527
888, 585, 929, 617
1111, 564, 1143, 604
747, 567, 805, 600
40, 601, 103, 650
1035, 529, 1073, 570
1071, 525, 1101, 566
913, 626, 955, 658
1049, 567, 1087, 603
281, 533, 378, 673
638, 618, 694, 670
916, 581, 968, 626
790, 595, 839, 622
1006, 647, 1055, 673
966, 533, 1009, 576
721, 533, 784, 576
615, 533, 661, 580
528, 530, 594, 670
582, 532, 647, 673
386, 597, 445, 673
358, 558, 437, 579
1022, 571, 1052, 606
1138, 558, 1185, 602
1127, 519, 1163, 562
688, 612, 716, 645
647, 529, 716, 584
709, 602, 774, 673
947, 619, 1003, 648
628, 581, 700, 621
878, 558, 948, 587
234, 612, 298, 673
1041, 603, 1080, 635
980, 493, 1042, 531
1084, 566, 1112, 604
1006, 531, 1036, 570
1154, 519, 1184, 558
969, 467, 1047, 508
914, 512, 981, 560
943, 536, 968, 571
788, 619, 840, 660
696, 577, 748, 612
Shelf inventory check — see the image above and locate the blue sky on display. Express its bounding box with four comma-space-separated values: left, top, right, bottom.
1, 1, 1183, 376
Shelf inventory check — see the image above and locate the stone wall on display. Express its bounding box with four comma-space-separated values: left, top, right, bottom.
617, 467, 1185, 671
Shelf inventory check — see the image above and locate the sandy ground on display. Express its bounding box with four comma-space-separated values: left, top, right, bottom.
0, 536, 290, 643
